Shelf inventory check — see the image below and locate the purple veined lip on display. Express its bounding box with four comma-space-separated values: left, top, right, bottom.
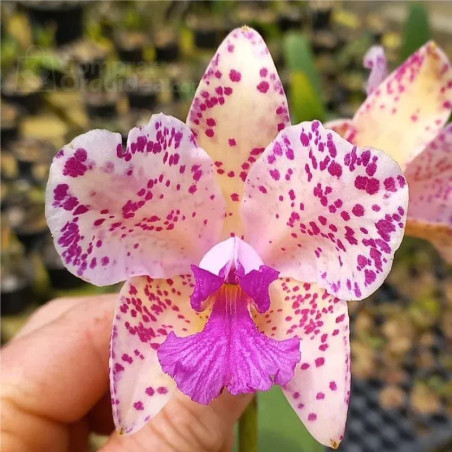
157, 236, 301, 404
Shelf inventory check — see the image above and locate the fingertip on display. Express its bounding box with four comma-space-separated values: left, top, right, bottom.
103, 391, 253, 452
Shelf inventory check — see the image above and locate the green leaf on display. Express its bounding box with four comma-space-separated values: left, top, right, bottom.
284, 32, 322, 97
400, 3, 431, 62
290, 71, 325, 122
258, 387, 324, 452
283, 32, 325, 122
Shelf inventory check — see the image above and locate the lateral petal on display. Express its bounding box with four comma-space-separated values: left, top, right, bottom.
254, 278, 350, 449
110, 275, 205, 434
46, 114, 224, 285
242, 121, 408, 300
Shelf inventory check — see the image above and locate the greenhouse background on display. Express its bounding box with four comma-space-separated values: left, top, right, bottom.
1, 1, 451, 451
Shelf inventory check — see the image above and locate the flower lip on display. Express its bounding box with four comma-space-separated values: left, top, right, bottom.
158, 283, 300, 405
159, 237, 295, 405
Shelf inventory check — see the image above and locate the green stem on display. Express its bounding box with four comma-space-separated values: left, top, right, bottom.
238, 394, 258, 452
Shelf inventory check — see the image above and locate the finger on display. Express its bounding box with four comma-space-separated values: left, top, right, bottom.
1, 295, 116, 451
2, 295, 115, 420
219, 428, 235, 452
68, 420, 90, 452
13, 294, 113, 341
88, 391, 115, 435
102, 391, 252, 452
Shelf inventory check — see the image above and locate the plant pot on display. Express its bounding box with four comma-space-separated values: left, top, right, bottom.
194, 27, 228, 50
367, 14, 385, 45
311, 6, 332, 30
115, 31, 146, 63
189, 15, 228, 50
1, 103, 20, 146
29, 50, 71, 89
6, 202, 48, 253
155, 30, 180, 63
43, 240, 85, 290
311, 30, 340, 56
41, 66, 67, 88
78, 58, 105, 81
0, 152, 19, 182
84, 92, 118, 118
125, 71, 160, 110
31, 162, 50, 186
0, 121, 19, 147
1, 181, 11, 212
233, 6, 276, 40
126, 87, 158, 110
13, 138, 55, 182
1, 72, 43, 114
24, 0, 84, 46
48, 266, 86, 290
278, 8, 304, 32
72, 40, 108, 81
165, 63, 195, 103
14, 226, 48, 254
1, 274, 33, 315
118, 46, 144, 64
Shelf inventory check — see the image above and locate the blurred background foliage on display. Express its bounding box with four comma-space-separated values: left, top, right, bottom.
1, 1, 451, 451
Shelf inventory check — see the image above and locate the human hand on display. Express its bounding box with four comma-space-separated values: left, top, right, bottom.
1, 295, 252, 452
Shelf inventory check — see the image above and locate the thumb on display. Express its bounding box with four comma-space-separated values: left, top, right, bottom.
101, 391, 252, 452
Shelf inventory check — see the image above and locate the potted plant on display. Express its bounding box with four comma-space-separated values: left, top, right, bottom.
71, 39, 108, 82
1, 103, 20, 146
1, 68, 44, 114
155, 28, 180, 63
12, 138, 55, 183
1, 224, 33, 315
22, 0, 84, 46
124, 65, 160, 110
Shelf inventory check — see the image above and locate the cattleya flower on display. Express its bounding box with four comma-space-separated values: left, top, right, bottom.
328, 42, 452, 262
46, 27, 408, 448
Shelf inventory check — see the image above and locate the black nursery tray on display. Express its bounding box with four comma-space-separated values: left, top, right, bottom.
339, 242, 452, 452
339, 378, 452, 452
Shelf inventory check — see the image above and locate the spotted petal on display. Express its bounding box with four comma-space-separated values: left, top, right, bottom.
46, 114, 225, 285
324, 118, 357, 143
187, 26, 290, 236
110, 275, 207, 434
363, 45, 388, 95
405, 124, 452, 261
254, 278, 350, 449
353, 41, 452, 169
242, 121, 408, 300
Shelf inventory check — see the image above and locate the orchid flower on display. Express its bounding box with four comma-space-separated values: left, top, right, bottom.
327, 42, 452, 262
46, 27, 408, 448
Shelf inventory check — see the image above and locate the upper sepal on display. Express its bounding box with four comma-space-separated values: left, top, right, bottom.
187, 26, 290, 236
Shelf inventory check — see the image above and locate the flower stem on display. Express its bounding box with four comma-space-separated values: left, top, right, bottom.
238, 394, 258, 452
